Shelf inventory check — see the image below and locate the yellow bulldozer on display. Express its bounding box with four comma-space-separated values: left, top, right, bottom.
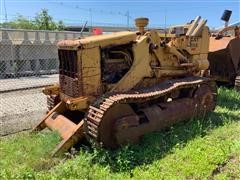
34, 17, 217, 155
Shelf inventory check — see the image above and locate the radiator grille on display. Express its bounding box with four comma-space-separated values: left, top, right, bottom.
59, 50, 78, 78
58, 49, 82, 97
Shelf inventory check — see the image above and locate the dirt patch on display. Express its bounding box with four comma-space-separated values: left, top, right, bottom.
210, 155, 239, 178
0, 110, 46, 136
0, 88, 47, 136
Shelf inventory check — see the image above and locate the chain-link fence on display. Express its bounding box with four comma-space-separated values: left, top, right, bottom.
0, 29, 89, 136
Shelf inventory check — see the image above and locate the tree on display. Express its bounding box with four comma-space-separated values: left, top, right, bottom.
57, 20, 65, 31
34, 9, 57, 30
1, 15, 35, 29
0, 9, 65, 31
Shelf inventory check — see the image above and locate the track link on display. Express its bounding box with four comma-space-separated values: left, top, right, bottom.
85, 76, 216, 145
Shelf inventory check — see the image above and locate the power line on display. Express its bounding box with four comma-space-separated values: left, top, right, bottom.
0, 13, 141, 27
47, 1, 133, 27
49, 1, 130, 17
1, 1, 237, 28
130, 5, 236, 14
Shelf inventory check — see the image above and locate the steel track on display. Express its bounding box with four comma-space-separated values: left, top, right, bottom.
84, 76, 217, 146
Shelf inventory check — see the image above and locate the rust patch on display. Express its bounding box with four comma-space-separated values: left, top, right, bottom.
209, 37, 233, 52
57, 40, 81, 49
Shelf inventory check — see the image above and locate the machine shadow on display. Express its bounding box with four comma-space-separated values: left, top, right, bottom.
217, 88, 240, 109
87, 89, 239, 173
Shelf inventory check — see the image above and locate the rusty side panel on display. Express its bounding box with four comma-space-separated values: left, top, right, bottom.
81, 47, 101, 97
115, 98, 196, 145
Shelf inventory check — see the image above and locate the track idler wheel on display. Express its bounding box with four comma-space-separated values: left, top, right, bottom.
97, 104, 139, 148
193, 83, 217, 113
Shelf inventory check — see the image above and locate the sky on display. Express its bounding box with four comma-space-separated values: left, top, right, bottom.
0, 0, 239, 29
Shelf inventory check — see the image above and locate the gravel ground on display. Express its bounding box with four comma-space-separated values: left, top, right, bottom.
0, 88, 47, 136
0, 74, 58, 92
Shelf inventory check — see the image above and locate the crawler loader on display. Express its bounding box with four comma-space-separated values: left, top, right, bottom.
208, 10, 240, 90
34, 17, 217, 155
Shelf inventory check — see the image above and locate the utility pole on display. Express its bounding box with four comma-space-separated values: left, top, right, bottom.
0, 0, 3, 24
3, 0, 8, 22
126, 10, 129, 28
164, 9, 167, 40
89, 8, 92, 32
164, 9, 167, 29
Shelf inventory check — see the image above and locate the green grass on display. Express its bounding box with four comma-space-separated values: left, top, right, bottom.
0, 87, 240, 179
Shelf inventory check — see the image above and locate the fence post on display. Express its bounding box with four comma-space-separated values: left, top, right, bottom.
33, 31, 41, 75
0, 30, 14, 77
54, 32, 59, 45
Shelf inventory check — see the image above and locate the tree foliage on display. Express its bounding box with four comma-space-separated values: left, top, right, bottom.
1, 15, 35, 29
0, 9, 65, 31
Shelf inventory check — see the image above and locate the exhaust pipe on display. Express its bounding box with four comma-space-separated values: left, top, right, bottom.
191, 19, 207, 36
186, 16, 201, 36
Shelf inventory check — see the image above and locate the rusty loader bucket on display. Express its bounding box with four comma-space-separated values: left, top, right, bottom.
33, 87, 86, 156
